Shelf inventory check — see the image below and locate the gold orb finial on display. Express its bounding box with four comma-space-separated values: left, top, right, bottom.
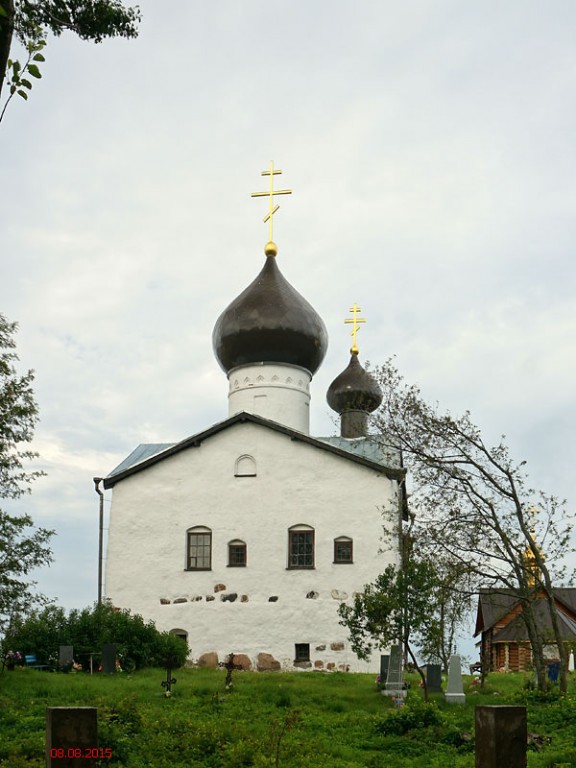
265, 240, 278, 257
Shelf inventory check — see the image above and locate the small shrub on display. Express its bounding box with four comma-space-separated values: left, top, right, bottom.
4, 602, 189, 670
374, 698, 442, 736
221, 738, 260, 767
275, 689, 292, 708
101, 694, 143, 734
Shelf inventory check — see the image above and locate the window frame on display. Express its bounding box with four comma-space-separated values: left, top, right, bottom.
227, 539, 247, 567
186, 526, 212, 571
294, 643, 310, 662
333, 536, 353, 564
288, 525, 315, 570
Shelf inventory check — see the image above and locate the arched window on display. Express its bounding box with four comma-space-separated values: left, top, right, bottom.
170, 629, 188, 643
288, 524, 315, 569
334, 536, 353, 564
228, 539, 247, 567
186, 526, 212, 571
235, 454, 257, 477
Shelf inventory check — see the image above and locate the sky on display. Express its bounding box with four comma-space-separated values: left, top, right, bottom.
2, 1, 576, 658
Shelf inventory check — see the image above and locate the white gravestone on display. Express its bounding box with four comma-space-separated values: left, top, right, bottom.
445, 655, 466, 704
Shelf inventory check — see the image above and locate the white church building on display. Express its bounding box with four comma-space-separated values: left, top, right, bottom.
103, 176, 405, 673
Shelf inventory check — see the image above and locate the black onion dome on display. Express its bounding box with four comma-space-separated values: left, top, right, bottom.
212, 255, 328, 375
327, 353, 383, 414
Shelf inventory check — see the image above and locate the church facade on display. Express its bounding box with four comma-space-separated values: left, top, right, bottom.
103, 174, 404, 672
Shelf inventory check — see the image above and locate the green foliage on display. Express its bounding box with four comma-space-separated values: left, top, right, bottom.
374, 698, 443, 736
338, 562, 438, 660
0, 314, 53, 633
0, 1, 141, 121
15, 0, 141, 44
2, 669, 576, 767
338, 559, 445, 695
3, 601, 189, 669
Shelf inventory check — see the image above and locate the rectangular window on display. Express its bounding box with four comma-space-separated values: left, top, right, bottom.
294, 643, 310, 662
334, 538, 353, 564
187, 532, 212, 570
288, 530, 314, 569
228, 542, 247, 567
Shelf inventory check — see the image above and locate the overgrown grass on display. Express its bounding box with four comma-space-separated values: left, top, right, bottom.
1, 667, 576, 767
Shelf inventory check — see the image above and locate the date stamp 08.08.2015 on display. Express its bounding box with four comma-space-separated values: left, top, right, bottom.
49, 747, 113, 759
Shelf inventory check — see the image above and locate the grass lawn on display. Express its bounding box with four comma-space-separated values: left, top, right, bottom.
1, 666, 576, 767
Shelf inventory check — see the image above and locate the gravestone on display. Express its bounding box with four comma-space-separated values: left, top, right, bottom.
379, 654, 389, 682
425, 663, 442, 693
445, 655, 465, 704
382, 644, 404, 698
101, 644, 117, 674
59, 646, 74, 668
46, 707, 98, 767
475, 705, 527, 768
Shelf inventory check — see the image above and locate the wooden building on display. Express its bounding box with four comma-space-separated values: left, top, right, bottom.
475, 588, 576, 672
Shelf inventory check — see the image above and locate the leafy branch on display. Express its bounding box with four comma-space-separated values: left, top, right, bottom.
0, 32, 44, 122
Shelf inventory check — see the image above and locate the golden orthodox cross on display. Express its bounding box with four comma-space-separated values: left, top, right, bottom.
345, 303, 366, 355
251, 161, 292, 244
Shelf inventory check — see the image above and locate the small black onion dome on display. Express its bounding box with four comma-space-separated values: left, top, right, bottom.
327, 353, 383, 414
212, 251, 328, 375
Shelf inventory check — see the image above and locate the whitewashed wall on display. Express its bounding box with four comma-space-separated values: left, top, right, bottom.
105, 420, 400, 672
227, 363, 312, 434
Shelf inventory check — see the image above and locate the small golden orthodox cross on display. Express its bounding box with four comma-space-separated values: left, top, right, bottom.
251, 161, 292, 244
345, 303, 366, 355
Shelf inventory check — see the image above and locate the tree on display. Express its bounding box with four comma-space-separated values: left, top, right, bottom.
3, 601, 189, 669
0, 0, 140, 121
400, 517, 475, 673
0, 313, 53, 635
338, 559, 443, 701
370, 358, 574, 693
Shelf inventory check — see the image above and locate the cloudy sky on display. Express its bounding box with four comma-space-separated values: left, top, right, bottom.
2, 1, 575, 654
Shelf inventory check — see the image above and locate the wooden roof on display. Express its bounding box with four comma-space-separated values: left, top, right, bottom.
475, 588, 576, 642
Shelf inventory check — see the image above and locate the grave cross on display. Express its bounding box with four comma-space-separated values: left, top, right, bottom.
161, 665, 177, 697
218, 652, 243, 690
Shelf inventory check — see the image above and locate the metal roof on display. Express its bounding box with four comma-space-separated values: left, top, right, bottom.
317, 436, 401, 468
104, 412, 405, 489
108, 443, 175, 477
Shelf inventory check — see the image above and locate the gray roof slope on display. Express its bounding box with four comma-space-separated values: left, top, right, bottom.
475, 590, 520, 635
493, 598, 576, 643
108, 443, 175, 476
317, 436, 400, 469
476, 588, 576, 638
104, 411, 404, 489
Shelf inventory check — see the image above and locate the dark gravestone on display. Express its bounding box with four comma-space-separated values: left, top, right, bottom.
425, 663, 442, 693
59, 646, 74, 668
379, 654, 390, 681
101, 644, 117, 674
46, 707, 98, 767
475, 705, 527, 768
